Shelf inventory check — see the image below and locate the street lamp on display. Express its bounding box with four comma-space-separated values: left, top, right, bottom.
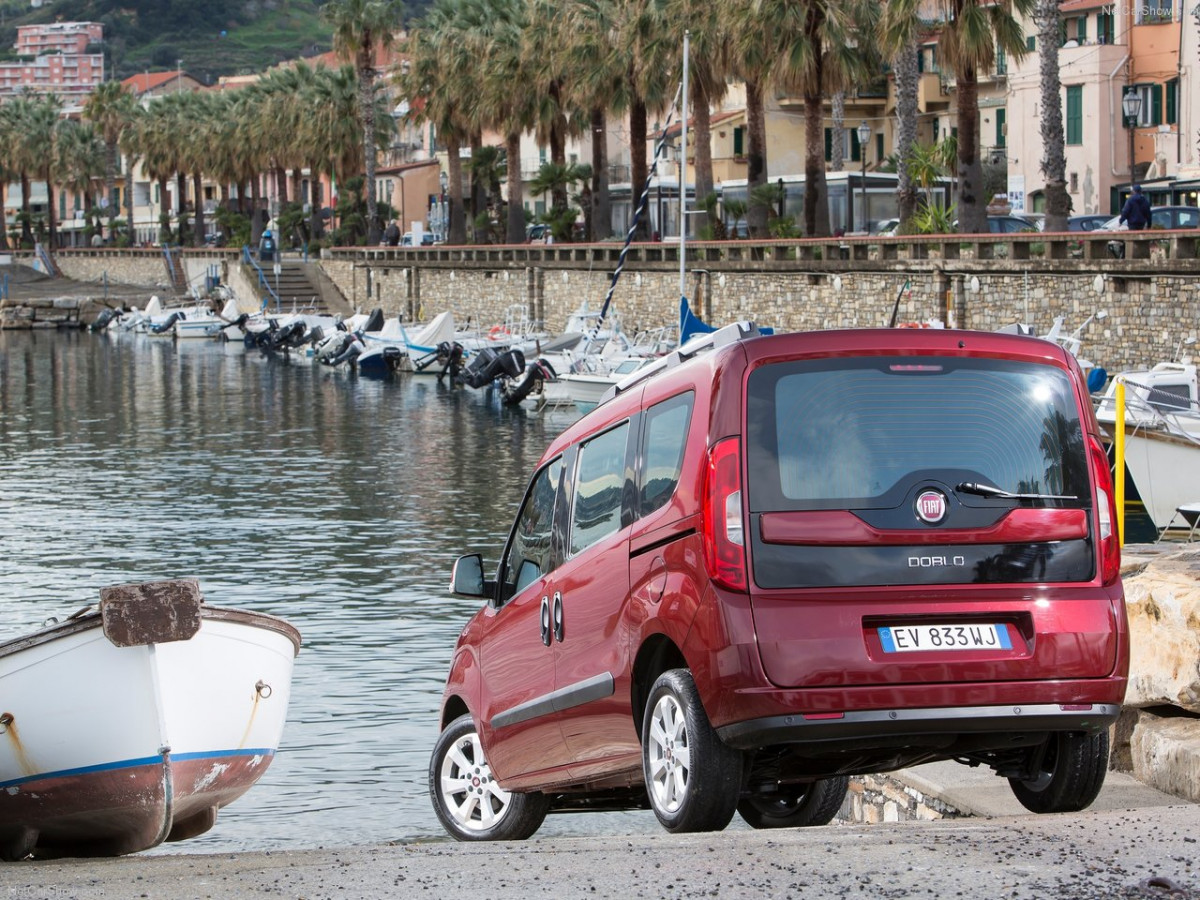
857, 121, 871, 233
1122, 88, 1142, 191
439, 170, 449, 240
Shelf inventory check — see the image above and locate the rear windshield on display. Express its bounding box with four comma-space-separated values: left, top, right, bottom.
746, 356, 1088, 511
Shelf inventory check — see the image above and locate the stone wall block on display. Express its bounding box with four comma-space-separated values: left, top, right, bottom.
1123, 550, 1200, 714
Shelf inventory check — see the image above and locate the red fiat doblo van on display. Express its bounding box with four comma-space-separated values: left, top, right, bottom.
431, 322, 1128, 840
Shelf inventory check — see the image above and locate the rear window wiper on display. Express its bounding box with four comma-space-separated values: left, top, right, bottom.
955, 481, 1078, 501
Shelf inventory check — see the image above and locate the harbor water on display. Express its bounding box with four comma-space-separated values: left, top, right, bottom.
0, 329, 659, 853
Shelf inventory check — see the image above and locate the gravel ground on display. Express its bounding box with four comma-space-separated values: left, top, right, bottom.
1, 806, 1196, 900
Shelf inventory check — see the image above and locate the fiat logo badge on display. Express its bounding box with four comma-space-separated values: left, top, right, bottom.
916, 490, 947, 524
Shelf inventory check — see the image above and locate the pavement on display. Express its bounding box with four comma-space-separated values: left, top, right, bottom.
895, 760, 1184, 818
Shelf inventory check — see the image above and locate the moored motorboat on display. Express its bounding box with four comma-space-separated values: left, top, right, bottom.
0, 578, 301, 859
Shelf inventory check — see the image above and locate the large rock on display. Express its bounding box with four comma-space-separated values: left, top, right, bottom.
1122, 547, 1200, 713
1111, 708, 1200, 803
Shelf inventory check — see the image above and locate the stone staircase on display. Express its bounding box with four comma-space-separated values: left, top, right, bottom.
245, 259, 350, 316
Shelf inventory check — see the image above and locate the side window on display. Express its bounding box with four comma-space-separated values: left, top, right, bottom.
569, 423, 630, 556
640, 392, 694, 516
500, 457, 563, 603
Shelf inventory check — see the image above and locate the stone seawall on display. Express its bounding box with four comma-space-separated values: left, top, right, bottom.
321, 255, 1199, 373
5, 247, 1200, 371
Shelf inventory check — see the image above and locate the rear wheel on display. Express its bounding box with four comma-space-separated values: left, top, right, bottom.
642, 669, 742, 833
1008, 731, 1109, 814
738, 776, 849, 829
429, 714, 549, 841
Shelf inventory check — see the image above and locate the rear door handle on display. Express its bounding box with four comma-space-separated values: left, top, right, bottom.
552, 592, 564, 642
540, 596, 551, 646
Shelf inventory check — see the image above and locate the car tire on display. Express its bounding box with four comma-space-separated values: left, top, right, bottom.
737, 776, 849, 829
429, 714, 549, 841
1008, 730, 1109, 814
642, 669, 742, 833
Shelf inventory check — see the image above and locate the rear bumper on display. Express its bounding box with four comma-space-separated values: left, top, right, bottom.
717, 702, 1121, 750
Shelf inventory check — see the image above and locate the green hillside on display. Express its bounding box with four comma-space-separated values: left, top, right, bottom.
0, 0, 431, 85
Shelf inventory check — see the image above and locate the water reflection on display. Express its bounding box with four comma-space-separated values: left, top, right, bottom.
0, 330, 651, 852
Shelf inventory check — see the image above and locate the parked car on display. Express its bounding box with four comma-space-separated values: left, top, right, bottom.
1068, 214, 1114, 232
951, 215, 1039, 234
1101, 206, 1200, 257
431, 322, 1128, 841
402, 232, 437, 247
875, 218, 900, 236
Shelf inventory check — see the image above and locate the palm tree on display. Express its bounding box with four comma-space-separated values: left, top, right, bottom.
615, 0, 677, 242
401, 0, 478, 244
1034, 0, 1068, 232
662, 0, 732, 236
82, 80, 138, 241
560, 0, 627, 241
877, 6, 923, 231
728, 0, 775, 237
23, 94, 64, 247
763, 0, 877, 238
5, 94, 42, 246
324, 0, 405, 246
54, 119, 105, 244
888, 0, 1031, 232
309, 64, 366, 241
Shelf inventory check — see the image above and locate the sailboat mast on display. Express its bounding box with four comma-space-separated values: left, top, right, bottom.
679, 31, 689, 306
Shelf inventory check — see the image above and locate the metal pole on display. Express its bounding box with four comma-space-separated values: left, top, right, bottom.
678, 31, 690, 304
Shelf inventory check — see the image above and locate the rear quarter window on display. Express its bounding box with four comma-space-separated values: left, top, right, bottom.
569, 422, 630, 556
639, 392, 694, 516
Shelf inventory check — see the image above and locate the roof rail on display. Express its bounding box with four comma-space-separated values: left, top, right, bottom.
597, 320, 761, 407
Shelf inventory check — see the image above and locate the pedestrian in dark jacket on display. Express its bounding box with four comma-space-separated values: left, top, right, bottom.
1119, 185, 1152, 230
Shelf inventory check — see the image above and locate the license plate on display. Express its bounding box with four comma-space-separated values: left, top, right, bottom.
878, 623, 1012, 653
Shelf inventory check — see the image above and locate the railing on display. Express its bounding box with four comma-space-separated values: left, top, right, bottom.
241, 245, 281, 310
327, 229, 1200, 270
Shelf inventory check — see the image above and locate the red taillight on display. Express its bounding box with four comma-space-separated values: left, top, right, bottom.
1088, 435, 1121, 585
702, 437, 747, 591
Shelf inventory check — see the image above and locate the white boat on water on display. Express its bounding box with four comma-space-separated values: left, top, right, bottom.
0, 578, 300, 859
1095, 355, 1200, 531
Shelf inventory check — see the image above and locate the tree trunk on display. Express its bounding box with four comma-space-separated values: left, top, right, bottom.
470, 134, 486, 241
124, 159, 136, 244
830, 92, 845, 173
505, 132, 525, 243
44, 169, 57, 249
193, 171, 205, 246
955, 68, 987, 234
21, 173, 33, 245
1038, 0, 1070, 231
550, 81, 568, 213
158, 176, 171, 243
894, 41, 921, 229
0, 180, 8, 251
803, 92, 831, 238
447, 135, 467, 245
745, 79, 768, 236
105, 139, 118, 238
251, 176, 263, 244
359, 58, 380, 245
629, 92, 650, 241
692, 81, 716, 238
175, 172, 188, 243
590, 108, 611, 241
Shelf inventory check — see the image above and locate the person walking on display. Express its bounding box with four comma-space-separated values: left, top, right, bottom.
1119, 184, 1152, 230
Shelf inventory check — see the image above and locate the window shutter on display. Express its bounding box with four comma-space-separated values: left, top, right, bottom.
1152, 83, 1163, 126
824, 128, 832, 162
997, 108, 1007, 147
734, 126, 744, 156
1166, 79, 1178, 125
1078, 15, 1087, 41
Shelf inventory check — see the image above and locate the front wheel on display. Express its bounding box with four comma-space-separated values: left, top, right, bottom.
642, 669, 742, 833
429, 714, 549, 841
1008, 731, 1109, 814
738, 776, 849, 829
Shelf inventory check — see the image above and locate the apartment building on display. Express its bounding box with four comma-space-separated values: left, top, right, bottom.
0, 22, 104, 102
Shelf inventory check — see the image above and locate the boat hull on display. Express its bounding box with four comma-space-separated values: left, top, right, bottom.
1121, 427, 1200, 530
0, 604, 300, 858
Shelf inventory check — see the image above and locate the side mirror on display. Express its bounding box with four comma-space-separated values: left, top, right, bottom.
450, 554, 486, 597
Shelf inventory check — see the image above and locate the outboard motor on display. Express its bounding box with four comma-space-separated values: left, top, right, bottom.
314, 329, 351, 362
362, 308, 385, 333
503, 357, 558, 406
460, 347, 526, 389
435, 341, 465, 382
89, 308, 120, 332
150, 311, 184, 335
325, 331, 365, 367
